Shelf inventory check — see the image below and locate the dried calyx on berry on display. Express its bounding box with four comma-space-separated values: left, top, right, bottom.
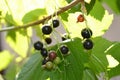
42, 25, 52, 35
61, 33, 70, 41
60, 45, 69, 54
83, 39, 93, 50
45, 37, 52, 44
81, 28, 92, 39
42, 58, 48, 65
52, 19, 59, 28
34, 41, 43, 50
77, 14, 84, 22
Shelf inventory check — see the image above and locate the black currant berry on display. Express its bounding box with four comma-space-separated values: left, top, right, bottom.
52, 19, 59, 28
42, 25, 52, 35
81, 28, 92, 39
60, 45, 69, 54
48, 51, 57, 61
45, 37, 52, 44
34, 41, 43, 50
83, 39, 93, 50
42, 58, 48, 65
41, 48, 48, 57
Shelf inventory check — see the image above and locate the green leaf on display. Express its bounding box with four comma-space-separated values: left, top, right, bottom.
106, 43, 120, 62
0, 51, 12, 71
4, 61, 17, 80
89, 0, 105, 21
108, 64, 120, 78
101, 0, 120, 14
86, 0, 96, 14
82, 68, 98, 80
17, 38, 86, 80
87, 37, 113, 74
22, 8, 47, 24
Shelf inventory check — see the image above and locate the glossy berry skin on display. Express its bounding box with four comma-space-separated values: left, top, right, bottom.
52, 19, 59, 28
83, 39, 93, 50
42, 25, 52, 35
53, 57, 61, 65
45, 61, 53, 70
48, 51, 57, 61
45, 37, 52, 44
81, 28, 92, 39
41, 48, 48, 57
42, 58, 48, 65
77, 14, 84, 22
34, 41, 43, 50
60, 45, 69, 54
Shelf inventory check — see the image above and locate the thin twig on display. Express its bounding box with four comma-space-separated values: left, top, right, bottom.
0, 0, 82, 32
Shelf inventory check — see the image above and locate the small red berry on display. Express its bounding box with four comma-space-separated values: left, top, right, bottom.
77, 14, 84, 22
48, 51, 57, 61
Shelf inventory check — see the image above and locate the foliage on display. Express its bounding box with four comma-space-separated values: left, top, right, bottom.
0, 0, 120, 80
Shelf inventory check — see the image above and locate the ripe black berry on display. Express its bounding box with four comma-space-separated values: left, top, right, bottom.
41, 48, 48, 57
81, 28, 92, 39
42, 25, 52, 35
52, 19, 59, 28
83, 39, 93, 50
34, 41, 43, 50
48, 51, 57, 61
60, 45, 69, 54
45, 37, 52, 44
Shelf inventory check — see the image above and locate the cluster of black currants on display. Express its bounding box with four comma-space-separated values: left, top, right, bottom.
81, 28, 93, 50
41, 19, 60, 44
34, 40, 69, 70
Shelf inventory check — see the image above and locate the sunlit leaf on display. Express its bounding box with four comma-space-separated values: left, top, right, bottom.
22, 8, 47, 24
62, 10, 113, 38
5, 13, 17, 26
0, 51, 12, 71
6, 31, 29, 58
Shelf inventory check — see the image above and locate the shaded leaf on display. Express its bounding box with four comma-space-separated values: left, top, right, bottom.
108, 64, 120, 78
102, 0, 120, 14
86, 0, 96, 14
82, 68, 98, 80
